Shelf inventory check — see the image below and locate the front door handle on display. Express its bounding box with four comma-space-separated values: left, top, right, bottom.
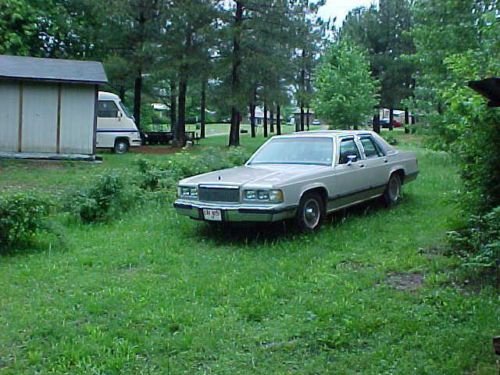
384, 159, 388, 163
359, 163, 365, 168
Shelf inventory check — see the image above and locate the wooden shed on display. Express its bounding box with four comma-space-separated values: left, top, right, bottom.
0, 55, 108, 159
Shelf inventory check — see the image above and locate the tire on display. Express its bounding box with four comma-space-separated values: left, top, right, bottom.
114, 139, 129, 154
383, 173, 402, 206
296, 192, 325, 232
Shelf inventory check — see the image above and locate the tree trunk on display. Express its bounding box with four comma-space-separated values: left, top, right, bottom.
250, 102, 256, 138
404, 106, 410, 134
119, 86, 126, 102
276, 104, 281, 135
250, 86, 256, 138
200, 80, 206, 138
170, 80, 177, 135
229, 1, 244, 147
270, 109, 274, 133
263, 101, 268, 138
300, 105, 305, 131
389, 107, 394, 131
373, 113, 381, 134
306, 107, 310, 130
176, 74, 187, 146
133, 71, 142, 130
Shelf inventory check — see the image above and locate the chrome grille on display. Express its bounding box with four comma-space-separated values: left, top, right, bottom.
198, 186, 240, 202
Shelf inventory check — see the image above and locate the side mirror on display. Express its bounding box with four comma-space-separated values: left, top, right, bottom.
117, 111, 123, 120
347, 154, 357, 165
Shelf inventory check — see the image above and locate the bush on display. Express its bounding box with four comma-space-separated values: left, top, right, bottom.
135, 147, 251, 194
0, 192, 51, 250
71, 173, 140, 223
448, 206, 500, 271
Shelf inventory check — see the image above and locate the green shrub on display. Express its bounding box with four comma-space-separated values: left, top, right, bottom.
71, 173, 140, 223
135, 147, 251, 194
0, 192, 51, 250
448, 206, 500, 271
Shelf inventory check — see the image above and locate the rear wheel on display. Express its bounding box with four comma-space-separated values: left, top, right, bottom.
383, 173, 402, 206
114, 139, 129, 154
296, 192, 324, 232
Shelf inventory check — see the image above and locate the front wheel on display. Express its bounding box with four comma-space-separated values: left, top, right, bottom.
296, 192, 324, 233
114, 139, 129, 154
383, 173, 402, 206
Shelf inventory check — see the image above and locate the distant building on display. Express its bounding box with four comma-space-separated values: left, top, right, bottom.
0, 55, 107, 159
293, 108, 315, 126
247, 106, 283, 125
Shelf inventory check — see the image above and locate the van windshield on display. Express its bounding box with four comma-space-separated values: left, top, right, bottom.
119, 102, 133, 119
249, 137, 333, 166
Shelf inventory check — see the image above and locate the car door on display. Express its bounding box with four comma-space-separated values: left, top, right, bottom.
328, 137, 372, 211
357, 134, 390, 191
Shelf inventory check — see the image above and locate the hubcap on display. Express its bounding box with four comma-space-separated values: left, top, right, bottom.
389, 177, 400, 201
116, 142, 127, 153
303, 199, 320, 228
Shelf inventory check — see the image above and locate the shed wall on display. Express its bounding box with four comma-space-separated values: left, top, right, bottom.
0, 80, 96, 155
0, 82, 20, 152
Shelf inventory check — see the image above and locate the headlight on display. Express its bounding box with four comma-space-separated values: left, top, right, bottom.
178, 186, 198, 199
244, 189, 283, 203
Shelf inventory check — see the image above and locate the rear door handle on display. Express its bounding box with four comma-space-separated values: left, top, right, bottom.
359, 163, 365, 168
384, 159, 388, 163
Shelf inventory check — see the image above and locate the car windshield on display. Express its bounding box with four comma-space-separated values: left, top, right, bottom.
249, 137, 333, 166
118, 101, 133, 119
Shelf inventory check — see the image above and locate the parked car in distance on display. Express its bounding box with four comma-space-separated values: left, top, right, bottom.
379, 119, 402, 128
174, 130, 419, 232
96, 92, 142, 153
312, 119, 321, 125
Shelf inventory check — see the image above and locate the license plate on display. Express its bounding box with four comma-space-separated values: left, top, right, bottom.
203, 209, 222, 221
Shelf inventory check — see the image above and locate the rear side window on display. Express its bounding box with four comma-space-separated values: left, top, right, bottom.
360, 136, 383, 158
339, 138, 361, 164
97, 100, 119, 118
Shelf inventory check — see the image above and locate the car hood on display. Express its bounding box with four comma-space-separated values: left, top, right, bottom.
180, 164, 330, 187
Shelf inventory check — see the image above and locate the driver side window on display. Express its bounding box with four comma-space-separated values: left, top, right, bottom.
339, 138, 361, 164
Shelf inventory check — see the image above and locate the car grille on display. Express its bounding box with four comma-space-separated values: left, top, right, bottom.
198, 186, 240, 203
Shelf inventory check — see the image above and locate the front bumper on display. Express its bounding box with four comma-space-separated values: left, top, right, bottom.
173, 200, 297, 222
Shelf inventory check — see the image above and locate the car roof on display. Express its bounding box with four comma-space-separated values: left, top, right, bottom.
274, 130, 379, 139
98, 91, 120, 101
269, 130, 395, 152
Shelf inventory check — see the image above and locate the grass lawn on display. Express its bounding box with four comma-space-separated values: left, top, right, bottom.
0, 130, 498, 374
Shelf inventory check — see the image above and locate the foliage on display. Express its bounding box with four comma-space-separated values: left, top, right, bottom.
314, 41, 378, 129
0, 0, 40, 56
448, 207, 500, 270
135, 146, 251, 192
0, 192, 51, 250
340, 0, 415, 110
415, 2, 500, 274
71, 173, 140, 224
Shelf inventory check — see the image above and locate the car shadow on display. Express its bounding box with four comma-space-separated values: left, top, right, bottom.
193, 195, 411, 246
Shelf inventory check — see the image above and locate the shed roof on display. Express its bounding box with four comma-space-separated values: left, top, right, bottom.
0, 55, 108, 85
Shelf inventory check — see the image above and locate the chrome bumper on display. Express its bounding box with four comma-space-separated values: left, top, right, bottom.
173, 200, 297, 222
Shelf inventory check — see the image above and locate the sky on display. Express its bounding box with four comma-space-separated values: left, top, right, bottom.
318, 0, 378, 27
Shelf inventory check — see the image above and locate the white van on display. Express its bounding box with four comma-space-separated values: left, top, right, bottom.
96, 92, 142, 153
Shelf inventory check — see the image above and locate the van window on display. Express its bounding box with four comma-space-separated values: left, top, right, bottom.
339, 138, 361, 164
360, 136, 383, 158
97, 100, 119, 118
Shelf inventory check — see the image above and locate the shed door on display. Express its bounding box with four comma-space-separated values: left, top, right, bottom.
22, 83, 58, 153
60, 85, 95, 154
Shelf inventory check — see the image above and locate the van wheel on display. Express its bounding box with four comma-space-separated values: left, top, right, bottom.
296, 192, 324, 233
114, 140, 129, 154
383, 173, 402, 206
